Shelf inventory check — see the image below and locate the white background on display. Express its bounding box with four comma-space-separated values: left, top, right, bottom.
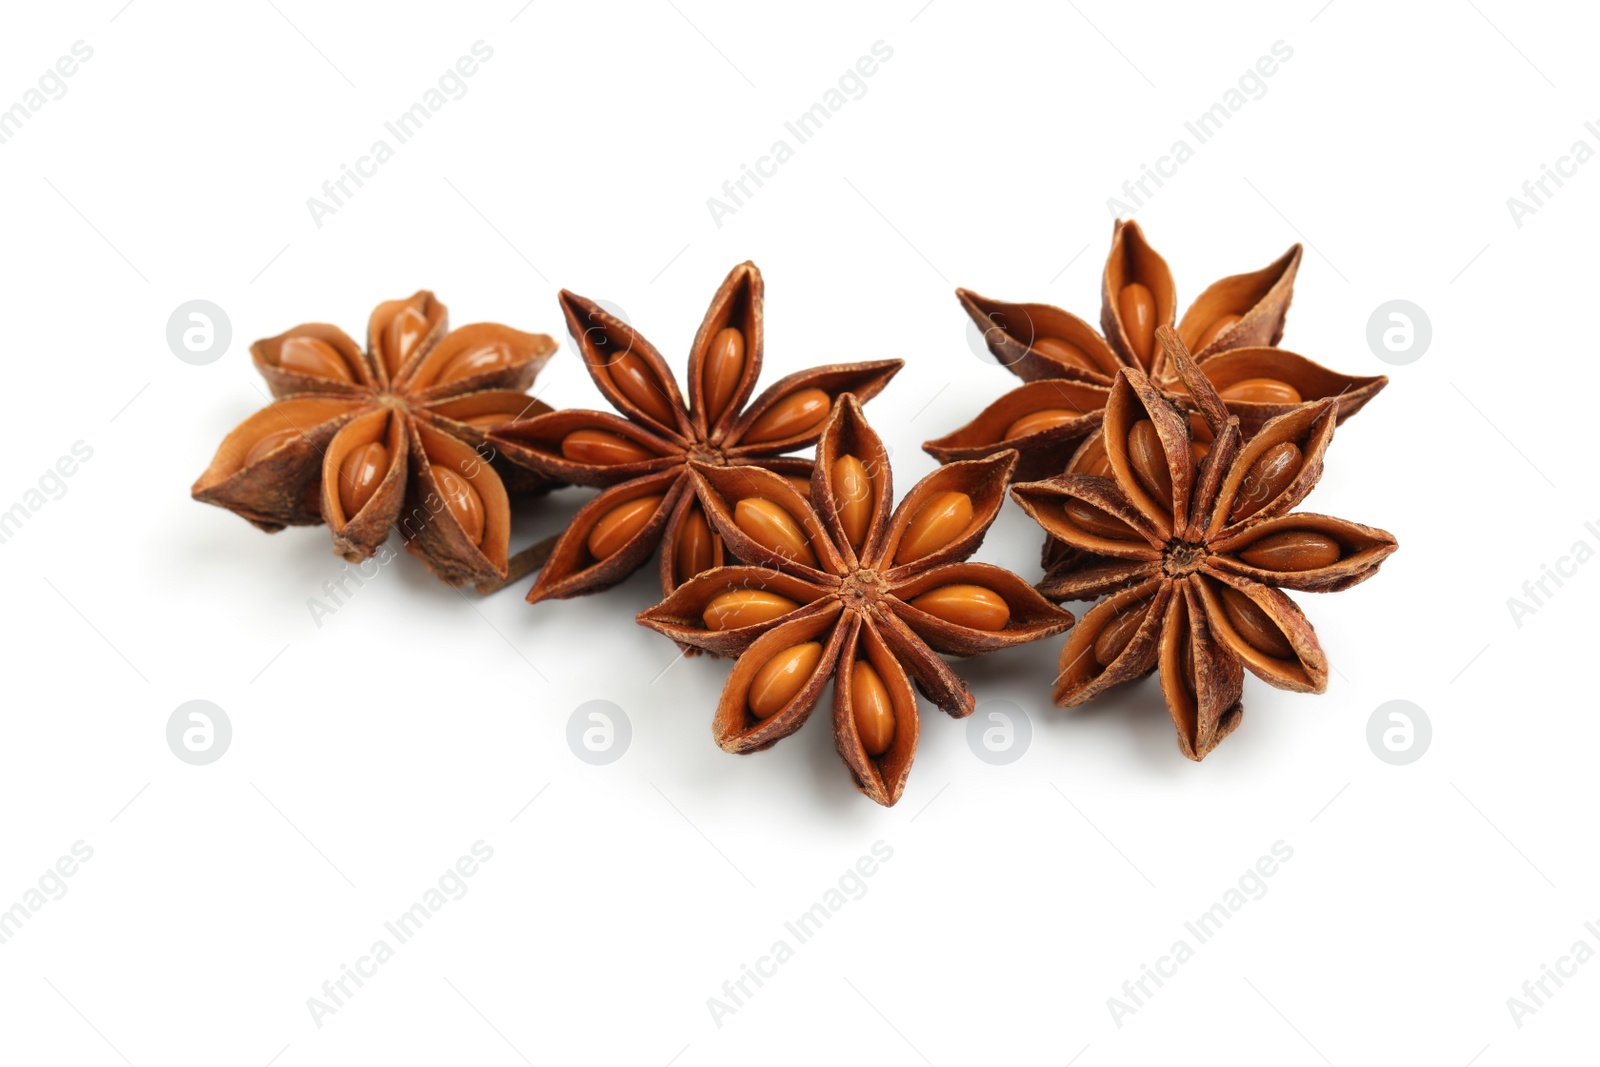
1, 1, 1594, 1063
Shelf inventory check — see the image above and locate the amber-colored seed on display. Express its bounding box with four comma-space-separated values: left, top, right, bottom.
783, 474, 813, 500
1119, 282, 1156, 362
1219, 378, 1303, 405
560, 429, 654, 466
587, 495, 664, 560
851, 660, 896, 756
1094, 601, 1149, 667
1004, 408, 1079, 439
1031, 336, 1100, 375
701, 327, 746, 423
831, 454, 873, 550
1063, 497, 1138, 541
432, 464, 486, 545
1127, 419, 1174, 509
1177, 621, 1197, 699
702, 590, 801, 631
1073, 435, 1113, 477
243, 427, 304, 468
675, 507, 717, 581
462, 413, 522, 432
733, 498, 818, 567
609, 350, 678, 426
338, 441, 390, 519
1194, 312, 1243, 352
1219, 585, 1294, 658
1238, 529, 1342, 571
1228, 442, 1302, 523
382, 305, 430, 372
895, 491, 974, 564
278, 337, 352, 382
748, 641, 823, 719
743, 387, 831, 444
908, 585, 1010, 631
437, 341, 514, 385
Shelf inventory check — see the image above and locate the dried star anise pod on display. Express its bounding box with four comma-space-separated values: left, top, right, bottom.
489, 262, 901, 604
638, 394, 1074, 806
924, 218, 1387, 481
192, 291, 557, 586
1009, 327, 1397, 759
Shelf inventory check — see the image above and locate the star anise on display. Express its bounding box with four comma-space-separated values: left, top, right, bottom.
638, 395, 1074, 805
489, 262, 901, 603
1009, 327, 1397, 759
192, 291, 557, 586
924, 219, 1387, 481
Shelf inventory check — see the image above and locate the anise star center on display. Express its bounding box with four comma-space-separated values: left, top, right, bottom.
841, 568, 887, 610
1162, 540, 1209, 577
684, 442, 728, 466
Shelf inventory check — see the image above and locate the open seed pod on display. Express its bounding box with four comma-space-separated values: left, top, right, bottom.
1009, 326, 1397, 759
193, 291, 560, 586
926, 219, 1385, 481
489, 262, 903, 606
638, 394, 1074, 806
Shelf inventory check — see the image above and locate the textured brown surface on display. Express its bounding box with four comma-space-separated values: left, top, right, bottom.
638, 395, 1074, 806
192, 291, 559, 586
1011, 328, 1397, 760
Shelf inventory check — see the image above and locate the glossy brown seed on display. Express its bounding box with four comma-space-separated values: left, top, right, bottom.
1004, 408, 1079, 439
1072, 435, 1113, 477
702, 590, 801, 631
675, 507, 717, 581
831, 454, 873, 550
1063, 497, 1138, 540
436, 341, 515, 385
462, 413, 522, 432
743, 387, 831, 444
908, 585, 1010, 630
1194, 312, 1243, 352
337, 441, 389, 519
748, 641, 823, 719
894, 491, 974, 564
243, 427, 305, 468
560, 429, 654, 466
733, 498, 818, 567
1119, 282, 1156, 363
701, 327, 746, 424
1031, 336, 1100, 375
608, 350, 678, 426
1218, 585, 1294, 658
851, 660, 896, 756
1127, 419, 1174, 509
587, 495, 664, 560
382, 305, 430, 372
1094, 600, 1149, 667
1219, 377, 1303, 405
278, 337, 352, 382
1228, 442, 1301, 523
1238, 530, 1342, 571
431, 464, 485, 545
